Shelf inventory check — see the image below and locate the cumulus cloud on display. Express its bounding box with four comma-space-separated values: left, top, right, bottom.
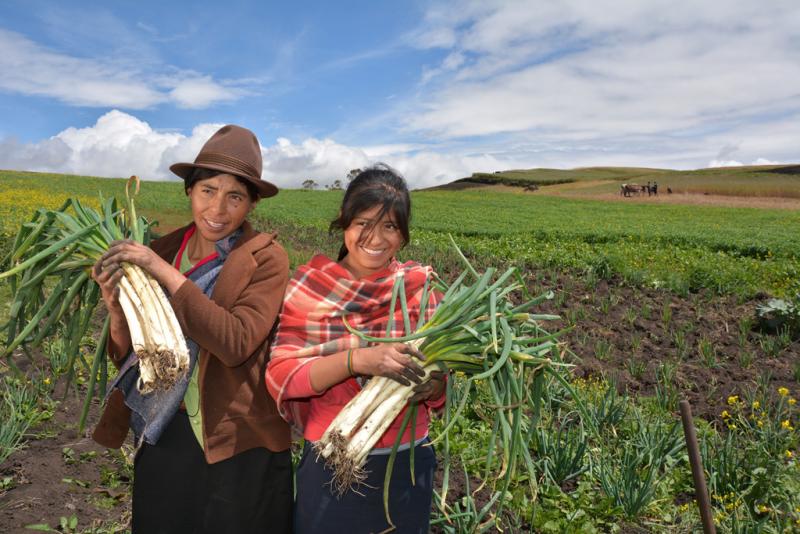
0, 29, 247, 109
0, 111, 508, 188
166, 76, 245, 109
401, 0, 800, 167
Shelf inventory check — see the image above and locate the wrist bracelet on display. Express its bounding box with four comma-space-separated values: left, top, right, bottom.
346, 348, 354, 377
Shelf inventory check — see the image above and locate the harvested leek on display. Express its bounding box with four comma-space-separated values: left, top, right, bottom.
316, 237, 587, 529
0, 177, 189, 428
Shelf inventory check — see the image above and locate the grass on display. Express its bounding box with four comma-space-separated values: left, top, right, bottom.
3, 169, 799, 298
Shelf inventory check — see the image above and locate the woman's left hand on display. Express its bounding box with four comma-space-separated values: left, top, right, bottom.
100, 240, 186, 295
409, 370, 446, 404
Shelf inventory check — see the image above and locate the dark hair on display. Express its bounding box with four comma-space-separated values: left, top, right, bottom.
329, 163, 411, 261
185, 168, 259, 202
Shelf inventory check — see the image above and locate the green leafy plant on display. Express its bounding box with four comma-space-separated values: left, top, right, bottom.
698, 336, 719, 368
756, 296, 800, 337
26, 515, 78, 533
654, 361, 679, 412
593, 338, 613, 361
431, 466, 500, 534
626, 357, 646, 381
533, 421, 588, 486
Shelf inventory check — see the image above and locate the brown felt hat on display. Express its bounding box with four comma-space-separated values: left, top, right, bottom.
170, 124, 278, 199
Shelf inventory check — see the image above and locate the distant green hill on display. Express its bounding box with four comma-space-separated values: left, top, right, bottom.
460, 166, 670, 187
433, 164, 800, 197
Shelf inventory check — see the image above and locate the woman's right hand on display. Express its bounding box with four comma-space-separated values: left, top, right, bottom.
351, 343, 427, 386
92, 256, 132, 364
92, 256, 125, 312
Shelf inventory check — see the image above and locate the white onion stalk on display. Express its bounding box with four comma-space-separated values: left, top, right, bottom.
311, 237, 583, 534
315, 342, 435, 494
119, 263, 189, 394
0, 176, 192, 433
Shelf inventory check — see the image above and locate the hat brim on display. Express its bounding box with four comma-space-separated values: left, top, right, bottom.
170, 162, 278, 199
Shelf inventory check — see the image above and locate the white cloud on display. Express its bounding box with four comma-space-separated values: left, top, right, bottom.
708, 159, 744, 168
708, 158, 782, 168
167, 76, 244, 109
0, 111, 507, 188
401, 0, 800, 168
0, 29, 247, 109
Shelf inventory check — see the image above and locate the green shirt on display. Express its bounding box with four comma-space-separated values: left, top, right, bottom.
178, 252, 204, 449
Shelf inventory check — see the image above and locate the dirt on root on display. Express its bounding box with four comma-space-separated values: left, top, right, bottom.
0, 381, 132, 534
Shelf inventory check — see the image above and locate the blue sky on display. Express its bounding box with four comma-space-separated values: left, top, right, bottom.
1, 0, 798, 188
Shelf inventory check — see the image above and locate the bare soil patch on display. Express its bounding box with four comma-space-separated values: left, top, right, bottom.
534, 274, 799, 421
542, 190, 800, 210
0, 382, 131, 533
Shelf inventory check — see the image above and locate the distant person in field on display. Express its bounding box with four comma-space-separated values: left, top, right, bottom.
91, 125, 292, 534
266, 164, 446, 534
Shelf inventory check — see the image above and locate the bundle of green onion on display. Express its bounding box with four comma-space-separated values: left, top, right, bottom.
316, 238, 586, 528
0, 177, 189, 406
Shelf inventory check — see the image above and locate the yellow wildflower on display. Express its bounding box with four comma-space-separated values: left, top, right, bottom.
757, 420, 764, 427
779, 387, 790, 397
721, 410, 730, 418
786, 450, 794, 459
752, 401, 760, 410
727, 395, 739, 405
758, 504, 769, 514
790, 398, 797, 406
781, 420, 793, 430
43, 377, 51, 385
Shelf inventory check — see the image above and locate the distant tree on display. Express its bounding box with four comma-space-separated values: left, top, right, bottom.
330, 179, 343, 190
302, 179, 318, 190
346, 169, 362, 182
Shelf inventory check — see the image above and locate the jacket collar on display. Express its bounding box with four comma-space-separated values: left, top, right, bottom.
150, 219, 276, 309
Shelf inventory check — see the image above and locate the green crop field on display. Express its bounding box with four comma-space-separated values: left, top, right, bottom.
2, 170, 799, 300
1, 169, 799, 533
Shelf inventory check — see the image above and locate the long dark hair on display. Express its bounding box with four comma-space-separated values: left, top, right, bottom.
329, 163, 411, 261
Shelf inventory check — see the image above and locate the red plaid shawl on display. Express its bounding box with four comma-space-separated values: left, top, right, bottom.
266, 254, 440, 442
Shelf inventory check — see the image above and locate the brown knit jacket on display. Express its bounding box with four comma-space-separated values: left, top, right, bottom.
92, 221, 291, 463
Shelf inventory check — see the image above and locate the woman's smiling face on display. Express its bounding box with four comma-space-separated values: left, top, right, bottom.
340, 204, 404, 279
188, 173, 255, 244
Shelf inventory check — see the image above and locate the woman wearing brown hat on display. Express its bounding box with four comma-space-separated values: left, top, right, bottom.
91, 125, 292, 533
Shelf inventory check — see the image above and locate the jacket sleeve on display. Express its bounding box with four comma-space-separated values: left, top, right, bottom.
168, 243, 290, 367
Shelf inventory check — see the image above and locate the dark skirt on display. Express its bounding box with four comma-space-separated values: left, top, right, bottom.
132, 411, 293, 534
294, 440, 436, 534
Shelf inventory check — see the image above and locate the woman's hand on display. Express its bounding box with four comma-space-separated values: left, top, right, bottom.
91, 250, 132, 364
99, 240, 185, 295
92, 256, 125, 313
409, 370, 446, 404
351, 343, 427, 386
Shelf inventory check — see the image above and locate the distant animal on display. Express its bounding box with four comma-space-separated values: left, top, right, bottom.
524, 184, 539, 192
620, 183, 642, 197
667, 186, 673, 194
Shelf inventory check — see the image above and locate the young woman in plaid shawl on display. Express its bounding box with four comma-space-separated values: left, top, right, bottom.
267, 164, 446, 533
